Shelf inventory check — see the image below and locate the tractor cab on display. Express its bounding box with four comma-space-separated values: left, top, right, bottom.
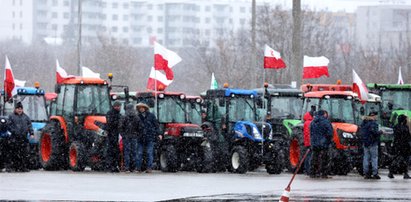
367, 83, 411, 126
185, 96, 203, 125
300, 84, 360, 175
39, 77, 112, 171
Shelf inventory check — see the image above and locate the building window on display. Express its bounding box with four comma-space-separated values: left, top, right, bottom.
64, 12, 69, 19
12, 24, 15, 30
101, 14, 106, 20
205, 18, 210, 23
52, 12, 58, 18
133, 38, 142, 44
112, 26, 118, 32
123, 15, 129, 21
19, 0, 22, 5
19, 11, 22, 18
123, 39, 128, 45
64, 0, 69, 6
20, 23, 22, 30
147, 4, 153, 10
240, 18, 245, 25
147, 16, 152, 22
205, 6, 210, 11
52, 24, 58, 30
123, 27, 129, 32
102, 2, 106, 8
12, 0, 15, 5
157, 4, 163, 10
147, 27, 152, 33
112, 2, 118, 8
52, 0, 58, 6
12, 12, 15, 18
123, 3, 129, 9
112, 14, 118, 20
157, 28, 163, 33
158, 16, 163, 22
240, 7, 245, 13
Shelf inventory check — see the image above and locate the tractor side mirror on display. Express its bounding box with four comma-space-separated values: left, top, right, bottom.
218, 99, 225, 107
360, 106, 365, 116
147, 99, 155, 108
256, 98, 263, 108
55, 85, 61, 94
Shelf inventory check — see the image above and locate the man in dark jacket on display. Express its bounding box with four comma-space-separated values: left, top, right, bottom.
121, 103, 141, 172
105, 101, 122, 172
388, 114, 411, 179
310, 110, 333, 178
7, 102, 33, 172
360, 111, 382, 179
136, 102, 160, 173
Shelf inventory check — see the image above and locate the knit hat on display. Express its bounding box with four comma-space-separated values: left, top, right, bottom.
15, 102, 23, 109
112, 101, 122, 107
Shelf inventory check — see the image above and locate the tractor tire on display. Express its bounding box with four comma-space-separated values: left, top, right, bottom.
287, 137, 305, 173
28, 144, 40, 170
159, 144, 179, 172
39, 123, 67, 170
265, 149, 284, 174
197, 146, 214, 173
329, 149, 351, 175
230, 146, 248, 174
69, 141, 86, 171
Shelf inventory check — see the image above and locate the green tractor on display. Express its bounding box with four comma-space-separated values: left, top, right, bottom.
367, 84, 411, 127
255, 84, 303, 172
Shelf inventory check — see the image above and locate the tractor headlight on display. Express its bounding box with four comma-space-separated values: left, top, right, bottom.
97, 128, 108, 137
253, 127, 262, 139
342, 132, 354, 139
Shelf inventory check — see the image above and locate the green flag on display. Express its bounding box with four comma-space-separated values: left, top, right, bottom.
210, 72, 218, 89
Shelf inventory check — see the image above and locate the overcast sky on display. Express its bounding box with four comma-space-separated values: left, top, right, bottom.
267, 0, 411, 12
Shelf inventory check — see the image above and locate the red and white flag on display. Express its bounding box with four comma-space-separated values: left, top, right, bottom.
81, 66, 100, 78
56, 59, 75, 84
398, 66, 404, 85
153, 42, 181, 80
353, 69, 369, 104
302, 56, 330, 79
264, 44, 286, 69
4, 56, 16, 100
146, 67, 173, 91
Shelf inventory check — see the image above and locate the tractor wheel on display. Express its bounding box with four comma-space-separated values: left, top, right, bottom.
287, 138, 305, 173
230, 146, 248, 174
159, 144, 179, 172
197, 146, 214, 173
329, 149, 351, 175
28, 144, 40, 170
39, 123, 67, 170
69, 141, 86, 171
266, 149, 284, 174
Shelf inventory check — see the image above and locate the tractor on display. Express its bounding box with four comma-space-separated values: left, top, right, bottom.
255, 84, 304, 173
135, 91, 211, 172
367, 83, 411, 127
204, 88, 279, 174
1, 85, 48, 169
39, 77, 113, 171
299, 84, 361, 175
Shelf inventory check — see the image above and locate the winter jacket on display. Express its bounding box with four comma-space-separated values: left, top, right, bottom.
8, 112, 33, 140
310, 115, 333, 149
359, 118, 381, 147
393, 123, 411, 157
106, 107, 121, 139
303, 112, 314, 147
121, 104, 141, 139
138, 111, 160, 144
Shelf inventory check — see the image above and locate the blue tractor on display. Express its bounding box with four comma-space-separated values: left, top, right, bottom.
2, 86, 48, 169
204, 88, 280, 174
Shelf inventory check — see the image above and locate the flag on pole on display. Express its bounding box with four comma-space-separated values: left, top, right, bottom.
147, 67, 173, 91
398, 66, 404, 85
15, 79, 26, 87
263, 44, 286, 69
302, 56, 330, 79
210, 72, 218, 89
4, 56, 16, 100
353, 69, 369, 104
81, 66, 100, 78
56, 59, 75, 84
153, 41, 182, 80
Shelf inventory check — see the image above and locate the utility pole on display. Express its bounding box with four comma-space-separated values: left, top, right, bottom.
292, 0, 302, 84
77, 0, 82, 75
251, 0, 257, 87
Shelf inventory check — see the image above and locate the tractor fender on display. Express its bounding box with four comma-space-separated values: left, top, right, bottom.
50, 116, 68, 143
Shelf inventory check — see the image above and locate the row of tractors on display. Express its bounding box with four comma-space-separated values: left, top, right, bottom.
0, 74, 409, 175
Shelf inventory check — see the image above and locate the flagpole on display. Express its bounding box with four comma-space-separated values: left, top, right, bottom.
154, 67, 158, 115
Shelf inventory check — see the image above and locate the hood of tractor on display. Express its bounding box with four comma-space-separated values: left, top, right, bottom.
233, 121, 265, 142
379, 125, 394, 142
29, 122, 47, 144
390, 110, 411, 125
84, 116, 107, 131
332, 123, 359, 150
164, 123, 203, 138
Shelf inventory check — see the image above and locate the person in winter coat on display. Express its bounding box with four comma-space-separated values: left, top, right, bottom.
136, 102, 160, 173
105, 101, 122, 172
360, 111, 382, 179
303, 105, 316, 175
121, 103, 141, 172
7, 102, 33, 172
388, 114, 411, 179
310, 110, 333, 178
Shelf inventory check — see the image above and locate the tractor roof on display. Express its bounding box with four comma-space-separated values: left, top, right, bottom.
304, 91, 356, 98
186, 95, 202, 100
59, 77, 107, 85
254, 87, 302, 96
301, 84, 352, 93
45, 92, 57, 101
206, 88, 257, 97
367, 83, 411, 90
111, 91, 137, 99
136, 91, 185, 97
15, 87, 45, 95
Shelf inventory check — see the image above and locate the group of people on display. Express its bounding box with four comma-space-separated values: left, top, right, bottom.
303, 106, 411, 180
105, 101, 160, 173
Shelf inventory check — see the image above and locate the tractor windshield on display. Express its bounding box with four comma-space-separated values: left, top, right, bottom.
186, 102, 202, 125
320, 97, 355, 123
158, 96, 186, 123
228, 96, 255, 122
76, 85, 110, 115
381, 90, 411, 110
270, 96, 302, 119
19, 95, 48, 122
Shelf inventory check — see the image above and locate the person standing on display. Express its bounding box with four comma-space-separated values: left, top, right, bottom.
136, 103, 160, 173
121, 103, 141, 172
7, 102, 33, 172
360, 111, 382, 179
303, 105, 316, 175
106, 101, 122, 172
388, 114, 411, 179
310, 110, 333, 178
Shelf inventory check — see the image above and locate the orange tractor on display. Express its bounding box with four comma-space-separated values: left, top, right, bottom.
39, 77, 113, 171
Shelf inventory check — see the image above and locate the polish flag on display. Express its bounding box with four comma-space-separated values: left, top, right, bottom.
56, 59, 75, 84
146, 67, 173, 91
81, 66, 100, 78
154, 42, 182, 80
353, 69, 369, 104
264, 44, 286, 69
398, 66, 404, 85
4, 56, 16, 100
302, 56, 330, 79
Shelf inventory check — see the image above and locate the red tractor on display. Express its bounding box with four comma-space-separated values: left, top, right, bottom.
136, 91, 213, 172
39, 77, 112, 171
